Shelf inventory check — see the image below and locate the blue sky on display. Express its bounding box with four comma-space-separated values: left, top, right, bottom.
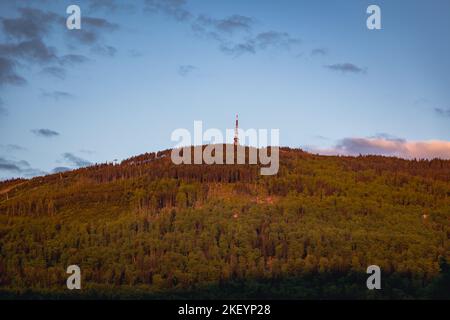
1, 0, 450, 180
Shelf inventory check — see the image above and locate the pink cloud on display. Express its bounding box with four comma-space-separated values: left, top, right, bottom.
307, 137, 450, 160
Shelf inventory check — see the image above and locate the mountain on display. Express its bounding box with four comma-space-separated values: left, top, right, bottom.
0, 146, 449, 299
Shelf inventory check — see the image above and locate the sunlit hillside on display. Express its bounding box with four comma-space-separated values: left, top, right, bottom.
0, 146, 449, 299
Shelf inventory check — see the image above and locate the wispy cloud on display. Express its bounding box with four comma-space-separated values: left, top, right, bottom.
311, 47, 328, 56
434, 108, 450, 118
88, 0, 135, 12
1, 7, 60, 40
62, 153, 92, 167
0, 39, 57, 64
41, 90, 74, 100
193, 14, 254, 36
52, 166, 71, 173
0, 158, 28, 173
0, 97, 8, 116
80, 149, 95, 155
307, 136, 450, 160
0, 144, 27, 152
0, 157, 45, 177
144, 1, 301, 58
59, 54, 90, 66
313, 135, 330, 141
40, 66, 66, 79
91, 45, 117, 57
0, 8, 60, 86
0, 7, 117, 87
220, 31, 301, 57
220, 42, 256, 56
178, 64, 196, 76
325, 63, 366, 74
66, 17, 119, 46
413, 97, 431, 107
0, 57, 27, 86
31, 128, 60, 137
144, 0, 193, 21
256, 31, 300, 49
0, 162, 21, 173
128, 49, 143, 58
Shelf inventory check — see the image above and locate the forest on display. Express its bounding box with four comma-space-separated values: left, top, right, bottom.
0, 146, 449, 299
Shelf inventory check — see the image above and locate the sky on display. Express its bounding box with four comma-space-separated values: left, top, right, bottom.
1, 0, 450, 180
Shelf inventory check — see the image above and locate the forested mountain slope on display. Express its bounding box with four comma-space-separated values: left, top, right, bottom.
0, 146, 449, 299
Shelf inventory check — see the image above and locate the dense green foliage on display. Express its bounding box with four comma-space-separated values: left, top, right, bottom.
0, 146, 449, 299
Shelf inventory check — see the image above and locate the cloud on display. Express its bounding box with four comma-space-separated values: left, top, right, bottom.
220, 42, 256, 56
52, 166, 71, 173
215, 15, 254, 34
88, 0, 132, 12
0, 7, 117, 87
31, 128, 60, 137
89, 0, 117, 11
311, 47, 328, 56
62, 152, 92, 167
325, 63, 366, 74
59, 54, 89, 66
335, 137, 404, 155
0, 9, 60, 81
80, 149, 95, 155
67, 17, 118, 45
0, 161, 21, 173
0, 164, 21, 173
0, 39, 58, 64
41, 90, 74, 100
0, 97, 7, 116
144, 0, 192, 21
313, 135, 330, 141
307, 136, 450, 160
143, 1, 301, 58
220, 31, 301, 57
128, 49, 143, 57
0, 144, 27, 152
84, 17, 119, 30
91, 45, 117, 57
255, 31, 300, 49
40, 66, 66, 79
193, 14, 254, 36
434, 108, 450, 118
0, 157, 45, 177
413, 97, 431, 107
178, 64, 196, 76
68, 31, 98, 45
1, 7, 60, 40
412, 100, 450, 118
0, 57, 27, 86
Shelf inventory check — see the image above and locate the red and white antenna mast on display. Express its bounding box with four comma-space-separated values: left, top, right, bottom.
234, 114, 239, 146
